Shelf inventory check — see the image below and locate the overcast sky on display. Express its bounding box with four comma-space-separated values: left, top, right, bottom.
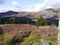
0, 0, 60, 12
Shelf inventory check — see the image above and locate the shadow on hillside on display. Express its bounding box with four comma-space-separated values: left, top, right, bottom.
0, 15, 58, 26
47, 15, 59, 26
15, 17, 35, 25
0, 11, 18, 16
0, 16, 35, 25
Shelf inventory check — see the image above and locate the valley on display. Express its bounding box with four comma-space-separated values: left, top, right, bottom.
0, 8, 59, 45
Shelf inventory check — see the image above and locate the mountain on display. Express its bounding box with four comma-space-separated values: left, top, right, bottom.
0, 8, 59, 26
0, 8, 59, 19
25, 8, 59, 19
0, 11, 19, 17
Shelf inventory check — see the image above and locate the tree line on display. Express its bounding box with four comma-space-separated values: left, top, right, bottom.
0, 16, 57, 26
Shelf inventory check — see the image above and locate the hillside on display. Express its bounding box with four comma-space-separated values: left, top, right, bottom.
0, 8, 59, 18
0, 8, 59, 26
0, 24, 58, 45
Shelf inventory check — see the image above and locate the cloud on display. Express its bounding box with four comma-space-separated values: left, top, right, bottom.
0, 8, 9, 12
12, 1, 20, 7
44, 0, 60, 8
22, 0, 60, 12
0, 0, 5, 4
0, 0, 60, 12
11, 0, 22, 11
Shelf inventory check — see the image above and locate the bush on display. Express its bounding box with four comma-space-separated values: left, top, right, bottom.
36, 16, 48, 26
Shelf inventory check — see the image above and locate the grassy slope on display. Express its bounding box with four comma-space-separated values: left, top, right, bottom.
0, 25, 58, 45
0, 34, 4, 45
20, 31, 42, 45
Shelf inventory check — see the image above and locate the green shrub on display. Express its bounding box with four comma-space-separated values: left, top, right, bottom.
36, 16, 48, 26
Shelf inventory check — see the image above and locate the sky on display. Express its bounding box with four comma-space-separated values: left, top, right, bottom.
0, 0, 60, 12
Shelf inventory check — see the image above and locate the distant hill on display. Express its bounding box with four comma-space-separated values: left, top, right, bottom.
0, 8, 59, 19
25, 8, 59, 19
0, 11, 18, 17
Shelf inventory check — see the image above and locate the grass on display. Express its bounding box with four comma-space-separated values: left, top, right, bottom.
5, 36, 24, 45
3, 29, 58, 45
41, 37, 57, 45
4, 30, 57, 45
5, 39, 12, 45
0, 34, 4, 42
20, 31, 42, 45
20, 37, 42, 45
46, 39, 57, 45
0, 34, 4, 45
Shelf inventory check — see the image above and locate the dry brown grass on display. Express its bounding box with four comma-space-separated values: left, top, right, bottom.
0, 24, 58, 43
